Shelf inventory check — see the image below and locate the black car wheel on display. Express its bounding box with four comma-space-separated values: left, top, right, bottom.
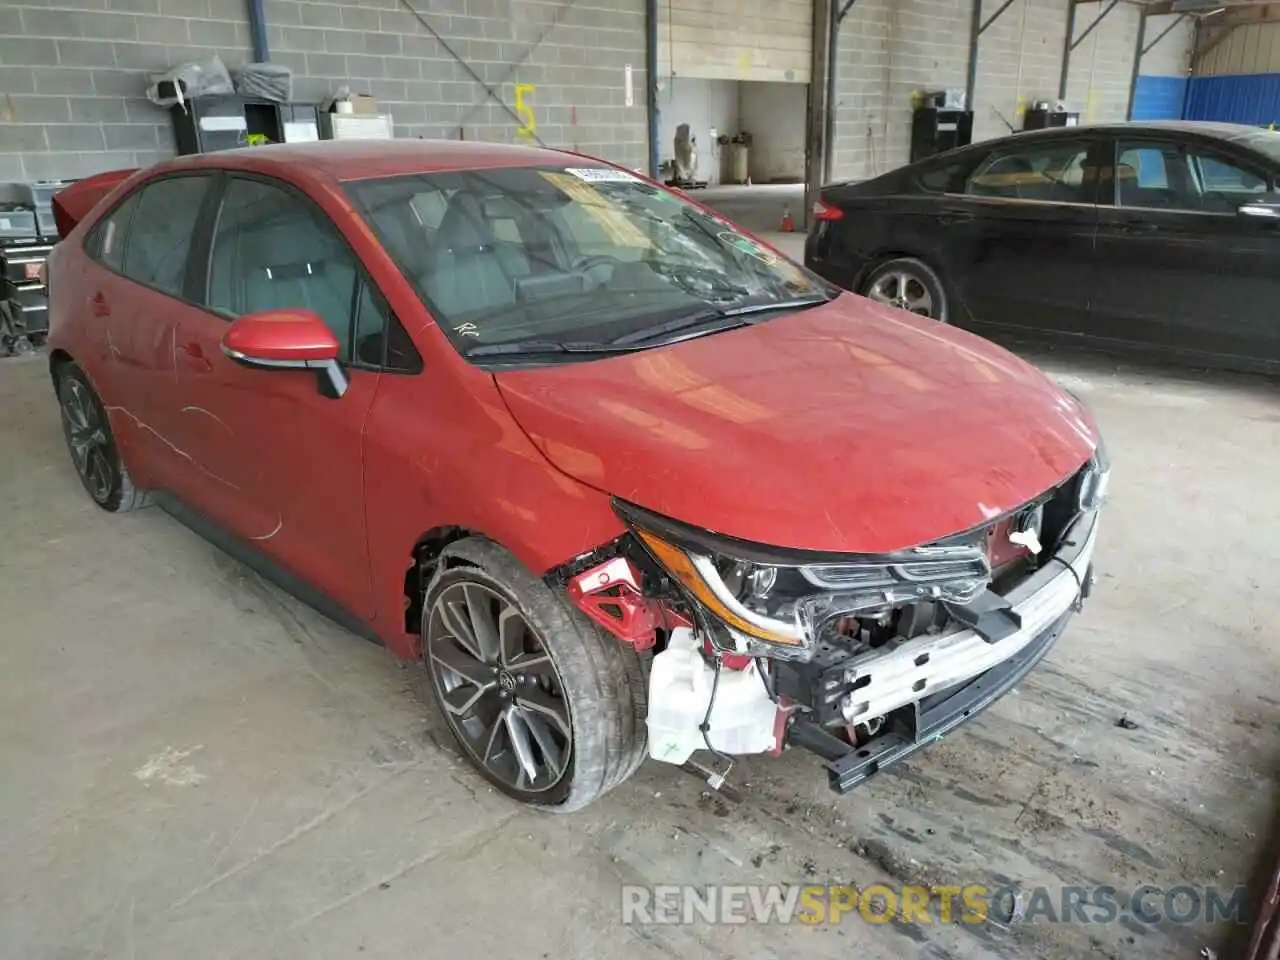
861, 257, 949, 323
422, 538, 648, 812
56, 362, 150, 512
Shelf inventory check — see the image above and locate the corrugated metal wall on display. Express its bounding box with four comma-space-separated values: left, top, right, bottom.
1184, 73, 1280, 125
1183, 17, 1280, 125
1132, 75, 1189, 120
1196, 21, 1280, 76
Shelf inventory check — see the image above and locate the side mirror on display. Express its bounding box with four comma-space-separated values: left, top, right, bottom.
1238, 200, 1280, 220
221, 309, 349, 399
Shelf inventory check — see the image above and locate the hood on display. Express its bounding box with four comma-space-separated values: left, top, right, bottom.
494, 294, 1098, 554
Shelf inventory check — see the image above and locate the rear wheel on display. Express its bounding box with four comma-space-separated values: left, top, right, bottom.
860, 257, 949, 323
56, 363, 149, 512
421, 538, 647, 812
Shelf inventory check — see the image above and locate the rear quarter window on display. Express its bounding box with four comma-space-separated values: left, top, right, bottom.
914, 159, 973, 194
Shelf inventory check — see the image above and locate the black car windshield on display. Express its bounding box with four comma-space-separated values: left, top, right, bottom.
1236, 129, 1280, 165
344, 165, 830, 358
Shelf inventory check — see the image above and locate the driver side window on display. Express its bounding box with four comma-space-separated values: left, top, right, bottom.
205, 176, 421, 372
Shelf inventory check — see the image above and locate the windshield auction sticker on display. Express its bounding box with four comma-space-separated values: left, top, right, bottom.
564, 167, 641, 183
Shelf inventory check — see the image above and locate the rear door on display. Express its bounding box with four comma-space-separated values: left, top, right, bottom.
80, 173, 218, 491
1091, 134, 1280, 364
939, 136, 1105, 334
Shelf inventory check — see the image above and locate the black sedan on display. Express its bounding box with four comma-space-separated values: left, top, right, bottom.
804, 121, 1280, 374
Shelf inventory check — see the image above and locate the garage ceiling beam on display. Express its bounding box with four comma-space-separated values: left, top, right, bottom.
979, 0, 1019, 35
807, 0, 834, 227
1125, 7, 1147, 119
1071, 0, 1122, 50
1143, 10, 1189, 51
965, 0, 983, 113
1057, 1, 1078, 99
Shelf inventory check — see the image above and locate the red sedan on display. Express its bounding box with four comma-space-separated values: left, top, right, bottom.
45, 141, 1108, 811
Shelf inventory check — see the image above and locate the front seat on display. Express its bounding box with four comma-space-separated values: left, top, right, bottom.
421, 192, 519, 322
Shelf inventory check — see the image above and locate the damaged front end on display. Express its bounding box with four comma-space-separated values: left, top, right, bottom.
549, 445, 1109, 795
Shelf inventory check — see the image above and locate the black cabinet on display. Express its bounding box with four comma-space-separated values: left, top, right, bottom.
910, 108, 974, 163
170, 96, 319, 154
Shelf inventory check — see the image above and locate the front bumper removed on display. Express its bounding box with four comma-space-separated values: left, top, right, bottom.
789, 511, 1098, 793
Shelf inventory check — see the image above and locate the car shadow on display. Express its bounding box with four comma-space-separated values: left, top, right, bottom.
981, 334, 1278, 403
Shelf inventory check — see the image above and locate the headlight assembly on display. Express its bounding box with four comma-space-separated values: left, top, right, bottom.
616, 501, 993, 660
636, 529, 808, 649
1078, 435, 1111, 511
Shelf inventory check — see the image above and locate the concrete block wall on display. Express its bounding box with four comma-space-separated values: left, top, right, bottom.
657, 0, 812, 83
0, 0, 252, 182
0, 0, 649, 183
829, 0, 1192, 183
971, 0, 1067, 143
830, 0, 973, 182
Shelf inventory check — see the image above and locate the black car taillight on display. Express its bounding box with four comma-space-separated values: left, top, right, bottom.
812, 198, 844, 222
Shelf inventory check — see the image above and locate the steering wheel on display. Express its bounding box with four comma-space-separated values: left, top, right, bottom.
649, 260, 749, 300
572, 254, 622, 273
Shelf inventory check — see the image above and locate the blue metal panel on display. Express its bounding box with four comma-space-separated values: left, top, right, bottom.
1132, 75, 1188, 121
1184, 74, 1280, 126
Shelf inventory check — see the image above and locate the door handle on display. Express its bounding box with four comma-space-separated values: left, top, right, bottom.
90, 291, 110, 317
937, 211, 975, 225
1116, 221, 1156, 235
179, 341, 212, 373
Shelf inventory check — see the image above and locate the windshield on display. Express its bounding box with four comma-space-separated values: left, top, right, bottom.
344, 165, 832, 359
1236, 129, 1280, 165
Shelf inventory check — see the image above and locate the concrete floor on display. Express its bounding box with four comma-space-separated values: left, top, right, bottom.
693, 183, 806, 234
2, 332, 1277, 958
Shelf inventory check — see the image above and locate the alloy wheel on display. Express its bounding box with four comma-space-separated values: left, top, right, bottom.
867, 270, 936, 318
426, 580, 572, 793
60, 377, 115, 504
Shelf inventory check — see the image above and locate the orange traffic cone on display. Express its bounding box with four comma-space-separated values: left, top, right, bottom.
779, 206, 795, 232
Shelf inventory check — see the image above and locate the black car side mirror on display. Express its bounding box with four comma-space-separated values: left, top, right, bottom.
1238, 199, 1280, 220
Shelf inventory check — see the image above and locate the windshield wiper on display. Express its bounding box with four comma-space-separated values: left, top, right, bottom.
465, 339, 640, 358
608, 294, 831, 347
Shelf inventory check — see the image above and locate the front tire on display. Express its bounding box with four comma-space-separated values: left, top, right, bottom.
56, 363, 150, 512
421, 538, 648, 812
860, 257, 950, 323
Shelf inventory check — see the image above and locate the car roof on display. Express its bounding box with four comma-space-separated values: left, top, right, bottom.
985, 120, 1263, 145
157, 138, 599, 183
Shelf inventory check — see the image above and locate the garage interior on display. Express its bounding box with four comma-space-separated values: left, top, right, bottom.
1, 0, 1278, 958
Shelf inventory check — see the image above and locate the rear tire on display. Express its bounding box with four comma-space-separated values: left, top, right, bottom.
421, 538, 648, 812
860, 257, 950, 323
56, 362, 150, 513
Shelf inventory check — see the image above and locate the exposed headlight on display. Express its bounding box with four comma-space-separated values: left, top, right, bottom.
616, 501, 992, 659
1079, 434, 1111, 511
636, 529, 808, 649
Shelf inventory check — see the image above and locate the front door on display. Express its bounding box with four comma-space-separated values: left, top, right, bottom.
173, 174, 384, 619
939, 137, 1103, 335
1091, 136, 1280, 365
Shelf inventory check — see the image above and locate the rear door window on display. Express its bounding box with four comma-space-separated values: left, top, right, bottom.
967, 142, 1094, 203
119, 176, 211, 295
88, 192, 140, 271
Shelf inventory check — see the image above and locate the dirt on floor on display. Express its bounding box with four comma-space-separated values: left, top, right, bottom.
0, 348, 1276, 960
